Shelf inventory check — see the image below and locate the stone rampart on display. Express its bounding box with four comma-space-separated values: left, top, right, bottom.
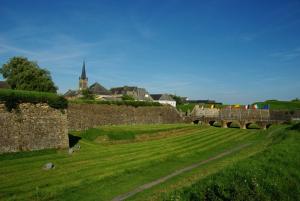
68, 103, 183, 130
0, 103, 68, 153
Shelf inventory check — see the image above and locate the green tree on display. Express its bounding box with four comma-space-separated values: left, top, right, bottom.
0, 57, 57, 93
170, 94, 184, 105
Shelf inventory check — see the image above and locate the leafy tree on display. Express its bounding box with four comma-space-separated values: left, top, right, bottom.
122, 94, 135, 101
170, 94, 184, 105
0, 57, 57, 93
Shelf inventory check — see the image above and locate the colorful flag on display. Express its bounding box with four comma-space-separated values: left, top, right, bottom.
263, 104, 269, 110
244, 105, 249, 110
234, 104, 240, 108
253, 104, 258, 109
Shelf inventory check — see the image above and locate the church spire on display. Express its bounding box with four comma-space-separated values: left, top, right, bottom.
79, 60, 88, 91
80, 60, 87, 79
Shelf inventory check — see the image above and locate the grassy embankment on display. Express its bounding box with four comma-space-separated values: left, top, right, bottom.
0, 124, 268, 201
254, 99, 300, 110
163, 123, 300, 201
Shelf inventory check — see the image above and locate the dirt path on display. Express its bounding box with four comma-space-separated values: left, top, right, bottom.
111, 143, 252, 201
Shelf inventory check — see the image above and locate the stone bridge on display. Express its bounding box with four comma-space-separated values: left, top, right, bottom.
189, 105, 274, 129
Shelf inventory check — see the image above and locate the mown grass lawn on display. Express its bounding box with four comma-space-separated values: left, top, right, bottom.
163, 124, 300, 201
0, 124, 268, 201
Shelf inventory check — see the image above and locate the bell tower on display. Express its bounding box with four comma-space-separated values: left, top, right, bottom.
79, 60, 88, 90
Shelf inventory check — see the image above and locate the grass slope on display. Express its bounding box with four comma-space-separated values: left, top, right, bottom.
164, 124, 300, 201
0, 125, 266, 201
254, 100, 300, 110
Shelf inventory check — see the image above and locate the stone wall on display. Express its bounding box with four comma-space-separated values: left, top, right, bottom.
0, 103, 68, 153
68, 103, 183, 130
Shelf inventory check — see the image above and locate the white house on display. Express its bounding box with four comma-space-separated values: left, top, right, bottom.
150, 94, 176, 107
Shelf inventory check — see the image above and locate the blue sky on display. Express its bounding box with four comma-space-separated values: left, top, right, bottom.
0, 0, 300, 104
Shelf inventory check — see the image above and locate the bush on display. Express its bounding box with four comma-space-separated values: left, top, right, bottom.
0, 89, 68, 111
290, 122, 300, 131
121, 94, 135, 101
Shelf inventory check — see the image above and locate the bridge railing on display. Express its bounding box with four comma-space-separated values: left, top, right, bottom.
219, 109, 270, 121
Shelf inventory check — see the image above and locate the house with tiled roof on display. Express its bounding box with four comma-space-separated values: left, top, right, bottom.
89, 82, 111, 95
111, 86, 153, 101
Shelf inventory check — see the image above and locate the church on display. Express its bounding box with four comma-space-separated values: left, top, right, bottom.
64, 61, 112, 100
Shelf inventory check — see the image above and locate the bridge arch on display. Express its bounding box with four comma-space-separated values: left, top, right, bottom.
226, 121, 241, 128
209, 120, 216, 126
226, 122, 233, 128
193, 120, 200, 124
245, 122, 260, 129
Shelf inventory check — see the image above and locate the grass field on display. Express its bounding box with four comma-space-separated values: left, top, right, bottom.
164, 123, 300, 201
0, 124, 273, 201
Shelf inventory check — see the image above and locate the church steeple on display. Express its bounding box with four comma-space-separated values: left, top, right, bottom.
79, 60, 88, 91
80, 60, 87, 79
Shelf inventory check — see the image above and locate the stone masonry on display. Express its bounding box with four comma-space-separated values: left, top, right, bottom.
68, 103, 183, 130
0, 103, 69, 153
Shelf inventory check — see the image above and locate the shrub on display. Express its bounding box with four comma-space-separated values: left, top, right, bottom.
121, 94, 135, 101
0, 89, 68, 111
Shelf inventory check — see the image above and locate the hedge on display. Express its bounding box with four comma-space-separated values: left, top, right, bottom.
69, 99, 162, 107
0, 89, 68, 111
